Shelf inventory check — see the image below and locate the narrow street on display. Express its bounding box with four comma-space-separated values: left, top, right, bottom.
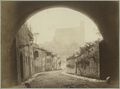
20, 70, 113, 88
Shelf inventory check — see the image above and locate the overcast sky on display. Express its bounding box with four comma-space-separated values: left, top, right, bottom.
26, 7, 103, 45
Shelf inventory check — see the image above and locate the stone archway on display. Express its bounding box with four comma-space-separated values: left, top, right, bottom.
1, 1, 119, 87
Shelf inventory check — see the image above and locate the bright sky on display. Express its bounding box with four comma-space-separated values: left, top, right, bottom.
26, 7, 103, 44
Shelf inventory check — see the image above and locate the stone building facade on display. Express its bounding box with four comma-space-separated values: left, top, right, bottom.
33, 44, 61, 73
16, 24, 61, 83
33, 44, 46, 73
66, 41, 100, 79
16, 24, 34, 83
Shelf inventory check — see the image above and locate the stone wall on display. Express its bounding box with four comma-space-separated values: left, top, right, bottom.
66, 41, 100, 79
66, 58, 76, 74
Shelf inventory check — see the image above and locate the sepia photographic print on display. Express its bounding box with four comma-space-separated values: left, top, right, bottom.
1, 1, 119, 88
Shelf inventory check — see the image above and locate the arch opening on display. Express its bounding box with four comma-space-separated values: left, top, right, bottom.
16, 7, 104, 84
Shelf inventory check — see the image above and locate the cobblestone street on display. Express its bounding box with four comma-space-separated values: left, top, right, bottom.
18, 70, 114, 88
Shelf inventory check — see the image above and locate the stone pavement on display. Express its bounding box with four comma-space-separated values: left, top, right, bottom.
61, 72, 106, 82
14, 70, 116, 88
